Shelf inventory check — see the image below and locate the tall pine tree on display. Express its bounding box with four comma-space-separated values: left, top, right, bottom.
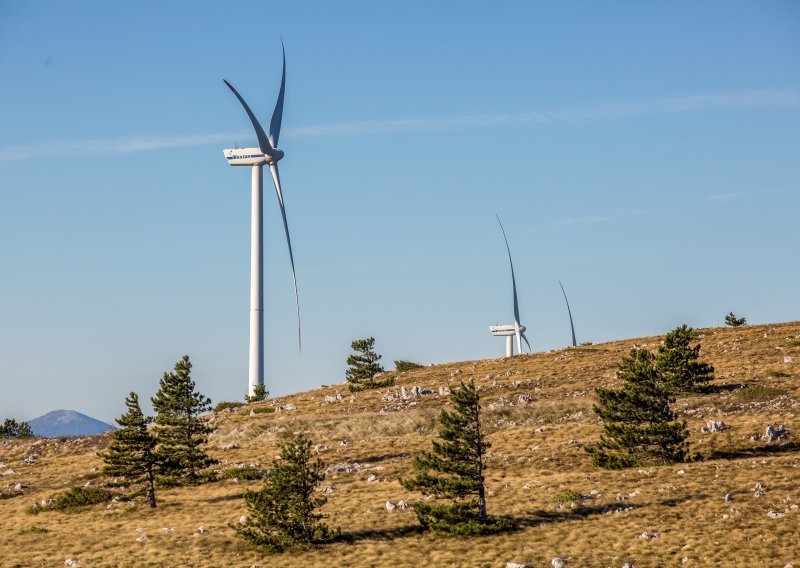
236, 435, 337, 551
401, 380, 509, 535
99, 392, 158, 507
655, 324, 715, 394
586, 349, 689, 469
151, 355, 217, 486
345, 337, 389, 391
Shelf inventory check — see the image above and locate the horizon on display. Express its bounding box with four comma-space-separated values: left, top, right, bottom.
1, 1, 798, 423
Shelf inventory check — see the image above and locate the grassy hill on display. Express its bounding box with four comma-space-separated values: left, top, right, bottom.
2, 321, 799, 567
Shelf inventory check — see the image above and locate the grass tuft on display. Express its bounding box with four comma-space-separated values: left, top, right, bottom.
736, 385, 785, 401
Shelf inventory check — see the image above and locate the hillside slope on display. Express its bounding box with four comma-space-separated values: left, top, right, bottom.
1, 321, 799, 567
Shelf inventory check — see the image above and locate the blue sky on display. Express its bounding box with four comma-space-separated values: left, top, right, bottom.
1, 1, 798, 423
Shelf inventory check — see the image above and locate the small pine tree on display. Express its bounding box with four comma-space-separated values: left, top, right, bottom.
655, 324, 715, 394
151, 355, 217, 486
245, 383, 269, 403
345, 337, 389, 391
401, 380, 509, 535
0, 418, 33, 438
99, 392, 158, 508
586, 349, 689, 469
725, 312, 747, 327
236, 435, 338, 551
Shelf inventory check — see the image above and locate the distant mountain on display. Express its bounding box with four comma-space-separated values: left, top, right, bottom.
29, 410, 115, 438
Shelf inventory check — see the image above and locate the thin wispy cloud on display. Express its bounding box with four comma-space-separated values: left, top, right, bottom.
2, 90, 798, 162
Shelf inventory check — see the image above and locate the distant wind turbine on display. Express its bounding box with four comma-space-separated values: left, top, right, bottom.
223, 42, 300, 397
489, 216, 531, 357
558, 281, 577, 347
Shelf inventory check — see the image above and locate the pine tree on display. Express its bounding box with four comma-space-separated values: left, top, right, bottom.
586, 349, 689, 469
151, 355, 217, 486
0, 418, 33, 437
236, 435, 338, 551
345, 337, 389, 391
655, 324, 715, 394
725, 312, 747, 327
99, 392, 158, 508
401, 380, 509, 535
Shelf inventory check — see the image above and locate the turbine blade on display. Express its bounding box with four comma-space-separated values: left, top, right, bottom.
559, 280, 577, 347
521, 331, 532, 352
496, 216, 520, 325
269, 41, 286, 149
269, 163, 301, 350
223, 79, 274, 156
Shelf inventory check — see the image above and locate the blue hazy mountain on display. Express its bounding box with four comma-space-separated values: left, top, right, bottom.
29, 409, 115, 438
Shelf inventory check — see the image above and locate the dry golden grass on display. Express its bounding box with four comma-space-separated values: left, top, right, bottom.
2, 322, 800, 567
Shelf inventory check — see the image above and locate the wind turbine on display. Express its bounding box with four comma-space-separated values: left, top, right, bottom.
489, 216, 531, 357
558, 280, 577, 347
222, 43, 300, 397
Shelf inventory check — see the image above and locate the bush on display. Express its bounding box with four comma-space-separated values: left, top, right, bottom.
18, 526, 49, 535
345, 337, 387, 391
223, 467, 266, 480
215, 401, 246, 413
736, 386, 785, 402
765, 370, 790, 378
28, 487, 116, 514
553, 489, 583, 504
394, 360, 423, 372
245, 384, 269, 403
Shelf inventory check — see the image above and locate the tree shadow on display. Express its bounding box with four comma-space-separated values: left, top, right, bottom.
706, 441, 800, 461
339, 524, 425, 543
511, 503, 637, 528
205, 492, 245, 503
356, 452, 410, 465
701, 383, 745, 394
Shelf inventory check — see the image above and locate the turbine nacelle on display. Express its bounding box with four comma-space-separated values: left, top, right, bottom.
223, 147, 284, 166
489, 324, 526, 337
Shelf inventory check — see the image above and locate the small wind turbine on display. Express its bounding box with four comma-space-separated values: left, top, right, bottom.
558, 281, 577, 347
223, 42, 300, 397
489, 216, 531, 357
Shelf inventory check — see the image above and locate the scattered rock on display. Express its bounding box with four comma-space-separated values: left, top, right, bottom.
552, 558, 565, 568
239, 515, 249, 523
339, 439, 350, 447
724, 493, 734, 502
765, 424, 789, 443
439, 387, 451, 396
366, 474, 379, 482
767, 511, 786, 519
249, 409, 257, 417
449, 370, 462, 377
506, 563, 529, 568
64, 560, 80, 567
396, 500, 410, 509
222, 443, 238, 451
322, 486, 334, 493
197, 526, 206, 534
84, 481, 94, 487
676, 470, 686, 475
13, 482, 24, 491
485, 374, 495, 380
784, 356, 794, 364
622, 563, 635, 568
700, 420, 728, 433
518, 394, 531, 404
640, 531, 659, 540
385, 501, 396, 511
162, 527, 174, 533
136, 535, 150, 543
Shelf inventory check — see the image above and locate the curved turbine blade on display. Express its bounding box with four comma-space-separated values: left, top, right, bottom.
223, 79, 274, 157
269, 163, 301, 350
269, 41, 286, 149
558, 280, 577, 347
521, 331, 532, 352
496, 216, 520, 325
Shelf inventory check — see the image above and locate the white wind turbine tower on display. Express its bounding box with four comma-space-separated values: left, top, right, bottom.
489, 217, 531, 357
223, 43, 300, 397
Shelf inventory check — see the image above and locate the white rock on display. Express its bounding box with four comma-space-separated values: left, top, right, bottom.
724, 493, 733, 502
676, 470, 686, 475
322, 486, 334, 493
385, 500, 396, 511
396, 500, 410, 509
622, 564, 635, 568
136, 535, 150, 543
518, 394, 531, 404
439, 386, 451, 396
366, 474, 379, 482
506, 564, 529, 568
83, 481, 94, 487
222, 443, 238, 450
767, 511, 786, 518
13, 482, 23, 491
765, 424, 789, 443
700, 420, 728, 433
239, 515, 249, 523
640, 531, 659, 540
784, 356, 794, 364
162, 527, 174, 532
197, 526, 206, 534
551, 558, 565, 568
64, 560, 80, 567
339, 439, 350, 447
